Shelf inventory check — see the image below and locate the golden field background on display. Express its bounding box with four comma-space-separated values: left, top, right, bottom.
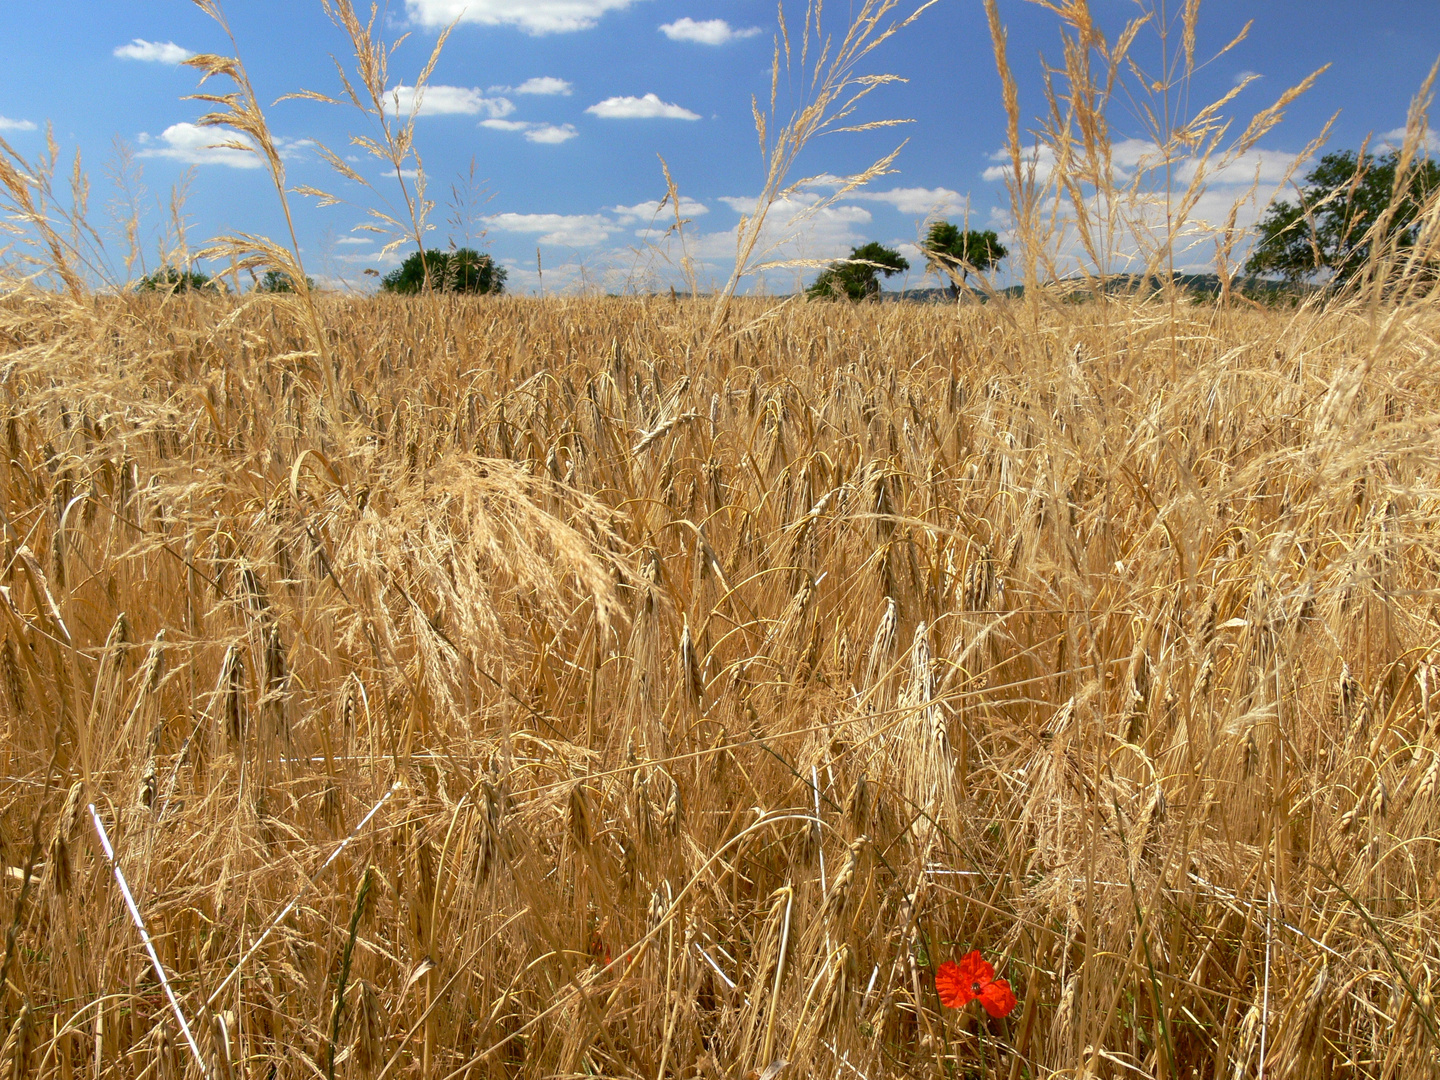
0, 290, 1438, 1078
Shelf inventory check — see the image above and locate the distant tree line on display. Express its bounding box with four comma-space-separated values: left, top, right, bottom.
136, 267, 222, 293
136, 267, 314, 294
133, 249, 509, 296
804, 147, 1440, 303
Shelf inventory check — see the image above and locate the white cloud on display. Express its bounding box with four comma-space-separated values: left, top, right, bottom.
405, 0, 641, 34
1379, 126, 1440, 154
0, 116, 37, 132
1180, 147, 1301, 187
336, 236, 372, 245
611, 197, 709, 224
137, 123, 263, 169
735, 175, 963, 217
1233, 70, 1260, 87
895, 242, 925, 266
705, 193, 872, 265
389, 84, 514, 118
586, 93, 700, 120
659, 18, 762, 45
135, 123, 313, 169
981, 140, 1141, 185
481, 119, 579, 143
486, 197, 714, 255
983, 149, 1040, 185
512, 77, 573, 96
497, 257, 612, 295
487, 212, 617, 246
850, 186, 966, 215
525, 123, 579, 144
114, 39, 194, 65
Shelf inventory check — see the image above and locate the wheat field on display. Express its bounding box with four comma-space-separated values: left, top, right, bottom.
4, 0, 1440, 1073
0, 286, 1436, 1079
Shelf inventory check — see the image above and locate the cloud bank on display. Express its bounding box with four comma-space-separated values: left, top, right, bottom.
486, 197, 711, 248
978, 138, 1315, 273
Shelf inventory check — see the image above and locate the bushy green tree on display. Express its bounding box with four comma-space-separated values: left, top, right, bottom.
921, 222, 1007, 296
380, 248, 507, 295
137, 267, 217, 293
807, 242, 909, 301
1244, 150, 1440, 285
257, 269, 316, 293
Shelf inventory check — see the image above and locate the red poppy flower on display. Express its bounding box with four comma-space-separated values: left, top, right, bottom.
935, 950, 1018, 1018
589, 923, 612, 966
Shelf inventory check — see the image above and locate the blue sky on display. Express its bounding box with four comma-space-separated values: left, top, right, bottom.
2, 0, 1438, 293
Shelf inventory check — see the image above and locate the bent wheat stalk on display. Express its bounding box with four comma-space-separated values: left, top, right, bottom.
88, 805, 208, 1078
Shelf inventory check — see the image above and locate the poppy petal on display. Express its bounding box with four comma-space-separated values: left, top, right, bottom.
979, 977, 1018, 1019
935, 961, 970, 1009
956, 950, 995, 987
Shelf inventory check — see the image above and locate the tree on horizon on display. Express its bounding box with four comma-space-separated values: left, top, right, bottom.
137, 266, 220, 294
381, 248, 507, 295
1244, 149, 1440, 285
257, 269, 316, 293
807, 242, 910, 301
920, 222, 1007, 298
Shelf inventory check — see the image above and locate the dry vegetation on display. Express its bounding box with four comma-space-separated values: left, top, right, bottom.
4, 0, 1440, 1077
0, 287, 1439, 1080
